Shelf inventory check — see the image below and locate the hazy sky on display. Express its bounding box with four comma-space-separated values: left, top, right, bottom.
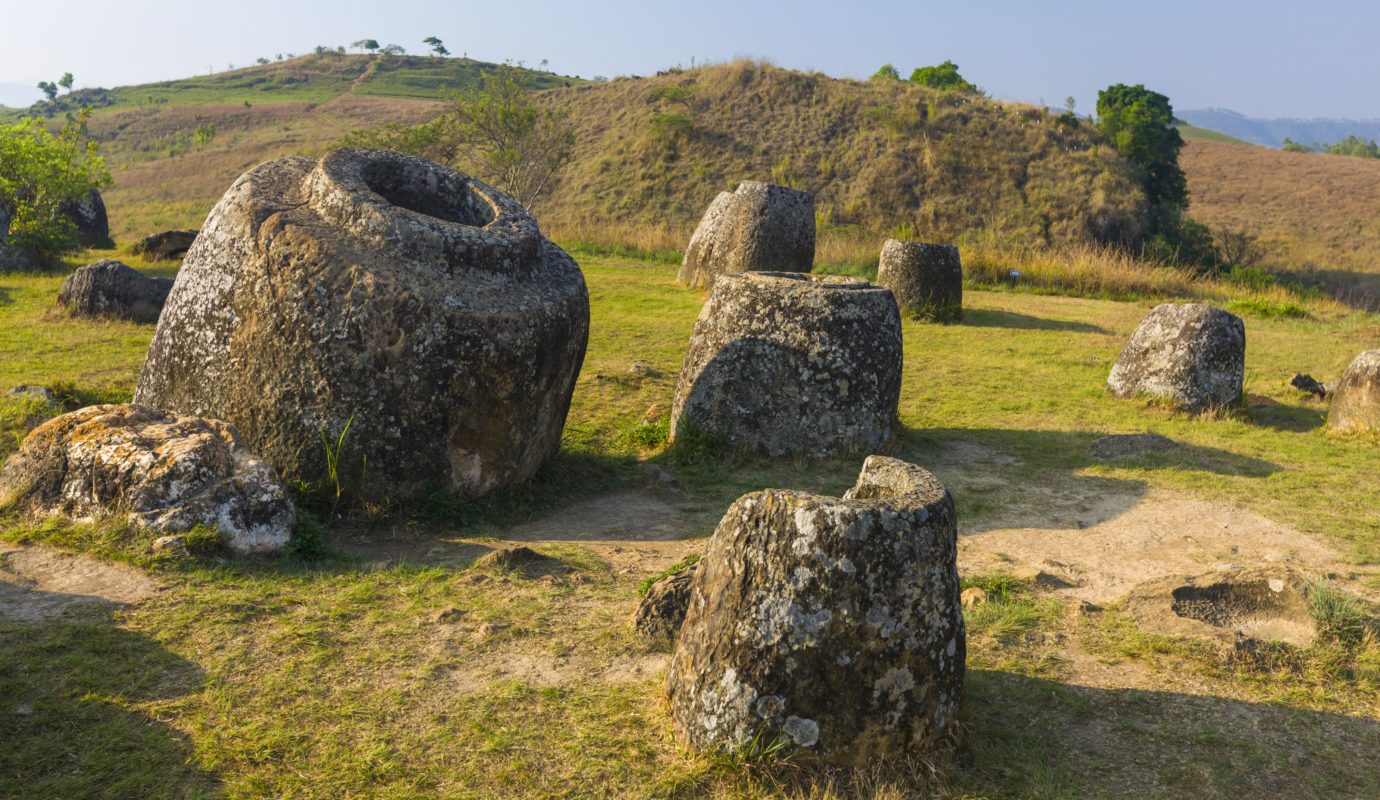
2, 0, 1377, 119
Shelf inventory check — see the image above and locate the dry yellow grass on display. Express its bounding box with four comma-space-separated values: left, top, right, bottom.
1183, 140, 1380, 307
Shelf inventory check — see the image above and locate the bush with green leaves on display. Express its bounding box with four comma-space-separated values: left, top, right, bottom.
908, 60, 978, 93
0, 110, 110, 263
1096, 84, 1187, 216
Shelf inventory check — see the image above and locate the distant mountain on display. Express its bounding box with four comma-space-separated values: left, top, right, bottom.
1179, 108, 1380, 148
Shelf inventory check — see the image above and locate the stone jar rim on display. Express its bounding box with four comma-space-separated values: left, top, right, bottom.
728, 271, 882, 292
305, 147, 542, 273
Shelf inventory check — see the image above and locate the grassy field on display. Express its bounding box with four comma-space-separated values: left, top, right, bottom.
2, 250, 1379, 798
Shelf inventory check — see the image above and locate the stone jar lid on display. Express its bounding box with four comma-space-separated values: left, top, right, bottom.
305, 147, 542, 274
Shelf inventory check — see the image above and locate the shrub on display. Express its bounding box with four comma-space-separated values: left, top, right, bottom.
0, 110, 110, 263
649, 112, 694, 140
908, 60, 978, 93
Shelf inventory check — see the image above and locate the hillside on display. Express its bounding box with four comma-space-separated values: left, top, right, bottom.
538, 62, 1147, 252
1175, 124, 1252, 145
18, 54, 578, 239
53, 57, 1150, 254
1182, 139, 1380, 306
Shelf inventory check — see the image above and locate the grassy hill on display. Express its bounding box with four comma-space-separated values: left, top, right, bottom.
1182, 139, 1380, 307
1176, 124, 1253, 146
537, 61, 1147, 257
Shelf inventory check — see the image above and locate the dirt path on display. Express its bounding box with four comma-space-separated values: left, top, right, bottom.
0, 542, 159, 623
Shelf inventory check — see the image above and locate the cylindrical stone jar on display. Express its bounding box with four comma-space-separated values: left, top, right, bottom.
875, 239, 963, 322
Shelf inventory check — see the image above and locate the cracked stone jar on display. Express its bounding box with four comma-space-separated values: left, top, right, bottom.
135, 148, 589, 499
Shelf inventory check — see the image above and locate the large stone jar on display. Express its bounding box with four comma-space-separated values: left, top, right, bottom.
875, 239, 962, 322
678, 181, 815, 289
666, 456, 966, 763
135, 148, 590, 499
1328, 350, 1380, 433
671, 272, 901, 457
1107, 303, 1245, 413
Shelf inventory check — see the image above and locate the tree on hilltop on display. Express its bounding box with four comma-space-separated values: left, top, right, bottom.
381, 44, 406, 56
353, 39, 380, 54
58, 73, 74, 92
870, 64, 900, 81
424, 36, 450, 57
36, 81, 57, 103
1096, 84, 1187, 212
909, 61, 978, 93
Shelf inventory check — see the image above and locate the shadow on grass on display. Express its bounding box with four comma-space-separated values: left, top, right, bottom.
950, 669, 1380, 799
0, 286, 12, 307
895, 426, 1280, 533
961, 308, 1110, 334
0, 614, 221, 798
1246, 396, 1328, 433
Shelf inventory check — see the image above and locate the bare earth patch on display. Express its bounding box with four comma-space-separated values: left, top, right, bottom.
960, 488, 1354, 603
0, 542, 158, 623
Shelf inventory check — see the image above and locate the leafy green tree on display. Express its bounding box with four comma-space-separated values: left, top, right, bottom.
353, 39, 380, 54
870, 64, 900, 81
1282, 137, 1313, 153
343, 65, 573, 209
0, 110, 111, 262
909, 61, 978, 93
58, 73, 73, 91
1325, 134, 1380, 159
36, 81, 57, 103
424, 36, 449, 57
1096, 84, 1187, 214
381, 44, 406, 56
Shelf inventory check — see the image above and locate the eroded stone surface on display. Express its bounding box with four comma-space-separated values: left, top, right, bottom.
875, 240, 962, 321
1126, 566, 1317, 649
666, 456, 965, 763
131, 229, 199, 260
671, 272, 901, 457
134, 148, 589, 499
635, 562, 697, 647
1107, 303, 1245, 413
678, 181, 814, 289
58, 259, 173, 323
0, 404, 292, 553
60, 189, 113, 249
1328, 350, 1380, 433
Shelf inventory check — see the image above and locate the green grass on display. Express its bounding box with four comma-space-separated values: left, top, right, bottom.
2, 252, 1380, 797
1176, 124, 1255, 146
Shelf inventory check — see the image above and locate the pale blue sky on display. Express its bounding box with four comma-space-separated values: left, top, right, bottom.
1, 0, 1376, 119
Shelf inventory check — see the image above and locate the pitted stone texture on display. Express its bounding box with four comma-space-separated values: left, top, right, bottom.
0, 404, 292, 553
876, 240, 962, 322
678, 181, 815, 289
60, 189, 113, 249
671, 272, 901, 457
1328, 350, 1380, 433
1107, 303, 1245, 413
635, 562, 697, 647
134, 148, 589, 499
666, 456, 965, 763
58, 259, 173, 323
131, 229, 199, 260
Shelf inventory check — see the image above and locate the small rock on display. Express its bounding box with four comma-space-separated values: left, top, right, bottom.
1011, 566, 1074, 589
131, 229, 199, 260
6, 386, 55, 404
961, 586, 987, 610
627, 360, 663, 380
431, 606, 466, 624
151, 535, 188, 557
475, 622, 510, 639
1107, 303, 1245, 413
1289, 373, 1328, 400
642, 464, 683, 492
640, 403, 669, 426
13, 703, 33, 716
1076, 600, 1102, 615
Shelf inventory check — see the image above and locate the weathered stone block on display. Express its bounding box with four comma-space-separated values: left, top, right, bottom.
678, 181, 814, 289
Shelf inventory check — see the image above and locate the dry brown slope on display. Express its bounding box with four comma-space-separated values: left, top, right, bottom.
1183, 140, 1380, 304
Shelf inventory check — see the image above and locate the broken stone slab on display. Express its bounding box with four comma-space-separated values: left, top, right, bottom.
1107, 303, 1245, 414
58, 259, 173, 323
666, 456, 964, 764
1327, 350, 1380, 434
131, 229, 199, 260
678, 181, 815, 290
635, 562, 697, 648
6, 386, 56, 405
1126, 566, 1318, 650
1289, 372, 1329, 400
875, 240, 963, 322
0, 404, 292, 553
134, 148, 589, 500
671, 272, 902, 457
